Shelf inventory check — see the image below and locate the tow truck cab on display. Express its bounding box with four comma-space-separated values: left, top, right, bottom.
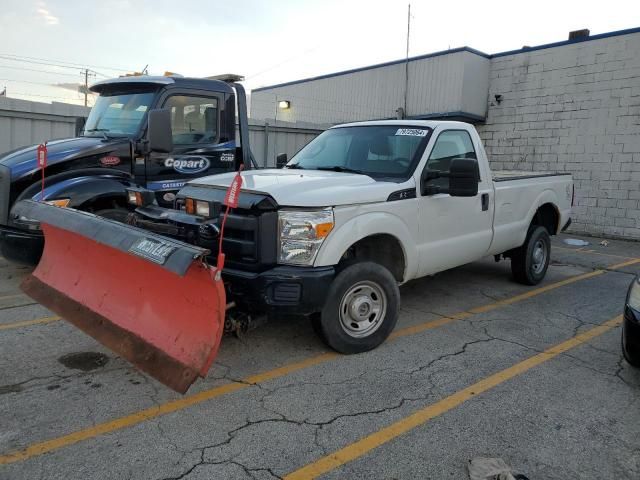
0, 75, 245, 264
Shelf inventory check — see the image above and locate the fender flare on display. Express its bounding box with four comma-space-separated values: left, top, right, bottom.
515, 189, 561, 245
314, 211, 417, 282
17, 169, 134, 210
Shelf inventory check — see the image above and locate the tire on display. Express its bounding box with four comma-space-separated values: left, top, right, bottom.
310, 313, 326, 342
511, 226, 551, 285
93, 208, 130, 223
316, 261, 400, 354
622, 319, 640, 368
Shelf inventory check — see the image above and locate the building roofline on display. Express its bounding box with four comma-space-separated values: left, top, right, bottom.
252, 26, 640, 93
491, 25, 640, 58
251, 47, 490, 92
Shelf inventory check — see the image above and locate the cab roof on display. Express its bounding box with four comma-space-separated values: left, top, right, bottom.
90, 76, 235, 95
332, 119, 473, 130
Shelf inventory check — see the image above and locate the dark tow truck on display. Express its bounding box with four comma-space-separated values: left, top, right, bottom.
0, 74, 254, 264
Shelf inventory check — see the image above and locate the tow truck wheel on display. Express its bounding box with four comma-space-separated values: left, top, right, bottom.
511, 226, 550, 285
317, 261, 399, 354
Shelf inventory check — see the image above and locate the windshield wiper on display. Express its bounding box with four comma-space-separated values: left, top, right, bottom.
85, 128, 110, 140
315, 166, 365, 175
285, 163, 305, 169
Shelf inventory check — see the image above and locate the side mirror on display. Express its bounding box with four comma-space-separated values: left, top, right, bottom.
276, 153, 288, 169
75, 117, 87, 137
147, 109, 173, 153
448, 158, 479, 197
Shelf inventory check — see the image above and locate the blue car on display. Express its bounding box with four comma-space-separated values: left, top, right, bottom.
623, 276, 640, 367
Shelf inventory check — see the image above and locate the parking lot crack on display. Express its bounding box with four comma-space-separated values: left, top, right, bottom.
407, 336, 497, 377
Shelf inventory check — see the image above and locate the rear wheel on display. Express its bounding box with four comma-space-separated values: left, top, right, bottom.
315, 261, 400, 354
510, 226, 550, 285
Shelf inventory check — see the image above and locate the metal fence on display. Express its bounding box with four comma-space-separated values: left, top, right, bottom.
0, 97, 90, 154
0, 98, 325, 165
246, 119, 325, 167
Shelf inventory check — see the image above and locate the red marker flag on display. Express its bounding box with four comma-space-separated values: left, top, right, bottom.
217, 165, 244, 277
223, 167, 243, 208
37, 143, 47, 200
37, 144, 47, 168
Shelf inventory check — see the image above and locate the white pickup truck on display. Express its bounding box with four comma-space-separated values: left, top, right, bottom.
128, 120, 573, 354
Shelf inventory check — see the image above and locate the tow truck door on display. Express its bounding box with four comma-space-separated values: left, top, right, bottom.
144, 91, 236, 207
417, 129, 494, 276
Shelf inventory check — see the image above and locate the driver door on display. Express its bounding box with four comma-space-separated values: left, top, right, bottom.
417, 129, 494, 276
145, 93, 233, 206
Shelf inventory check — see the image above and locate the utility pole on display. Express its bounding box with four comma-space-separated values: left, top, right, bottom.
80, 68, 96, 107
83, 68, 89, 107
403, 3, 411, 117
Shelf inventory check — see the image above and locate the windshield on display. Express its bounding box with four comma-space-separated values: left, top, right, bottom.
83, 91, 156, 137
288, 125, 432, 179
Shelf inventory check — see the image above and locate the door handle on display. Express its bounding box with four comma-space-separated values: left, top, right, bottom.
481, 193, 489, 211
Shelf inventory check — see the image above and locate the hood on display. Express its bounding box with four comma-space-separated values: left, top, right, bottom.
188, 169, 411, 207
0, 136, 129, 180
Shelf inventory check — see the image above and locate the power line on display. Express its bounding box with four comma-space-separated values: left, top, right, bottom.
0, 55, 117, 81
5, 91, 84, 102
0, 55, 86, 71
0, 64, 83, 78
0, 53, 134, 73
0, 77, 75, 87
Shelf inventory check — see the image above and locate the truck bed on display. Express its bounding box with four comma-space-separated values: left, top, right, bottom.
492, 170, 572, 182
488, 170, 573, 257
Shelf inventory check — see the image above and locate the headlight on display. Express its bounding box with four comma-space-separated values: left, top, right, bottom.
278, 209, 334, 265
180, 198, 219, 219
196, 200, 210, 217
126, 188, 155, 207
628, 277, 640, 311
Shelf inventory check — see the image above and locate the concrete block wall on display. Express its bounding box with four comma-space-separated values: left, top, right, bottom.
477, 32, 640, 239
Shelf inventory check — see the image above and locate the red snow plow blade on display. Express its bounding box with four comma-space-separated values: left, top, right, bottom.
16, 201, 225, 394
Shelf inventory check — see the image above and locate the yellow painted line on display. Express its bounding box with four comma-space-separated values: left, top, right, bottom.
284, 315, 623, 480
608, 258, 640, 270
0, 352, 337, 465
0, 263, 632, 465
0, 293, 28, 301
554, 244, 637, 261
0, 316, 60, 331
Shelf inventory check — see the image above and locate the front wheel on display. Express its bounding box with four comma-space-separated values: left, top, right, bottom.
510, 226, 551, 285
316, 261, 400, 354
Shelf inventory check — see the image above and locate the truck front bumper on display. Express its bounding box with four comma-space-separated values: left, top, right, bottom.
224, 265, 335, 315
0, 225, 44, 265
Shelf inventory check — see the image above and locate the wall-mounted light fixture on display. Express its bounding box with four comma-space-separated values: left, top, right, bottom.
278, 100, 291, 110
494, 94, 503, 104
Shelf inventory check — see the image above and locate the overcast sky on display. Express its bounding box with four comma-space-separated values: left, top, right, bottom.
1, 0, 638, 106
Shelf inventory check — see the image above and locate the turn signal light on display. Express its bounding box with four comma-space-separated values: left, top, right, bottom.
44, 198, 71, 208
185, 198, 195, 214
316, 222, 334, 238
126, 188, 155, 207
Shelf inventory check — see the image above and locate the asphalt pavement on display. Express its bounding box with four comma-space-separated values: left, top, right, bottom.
0, 233, 639, 480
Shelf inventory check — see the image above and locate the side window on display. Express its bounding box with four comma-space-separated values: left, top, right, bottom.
163, 95, 219, 146
425, 130, 477, 189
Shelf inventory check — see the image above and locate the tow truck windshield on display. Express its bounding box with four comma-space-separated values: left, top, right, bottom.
287, 125, 432, 180
83, 91, 156, 137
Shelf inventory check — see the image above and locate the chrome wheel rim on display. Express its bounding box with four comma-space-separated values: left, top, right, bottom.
339, 281, 387, 338
531, 239, 547, 274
